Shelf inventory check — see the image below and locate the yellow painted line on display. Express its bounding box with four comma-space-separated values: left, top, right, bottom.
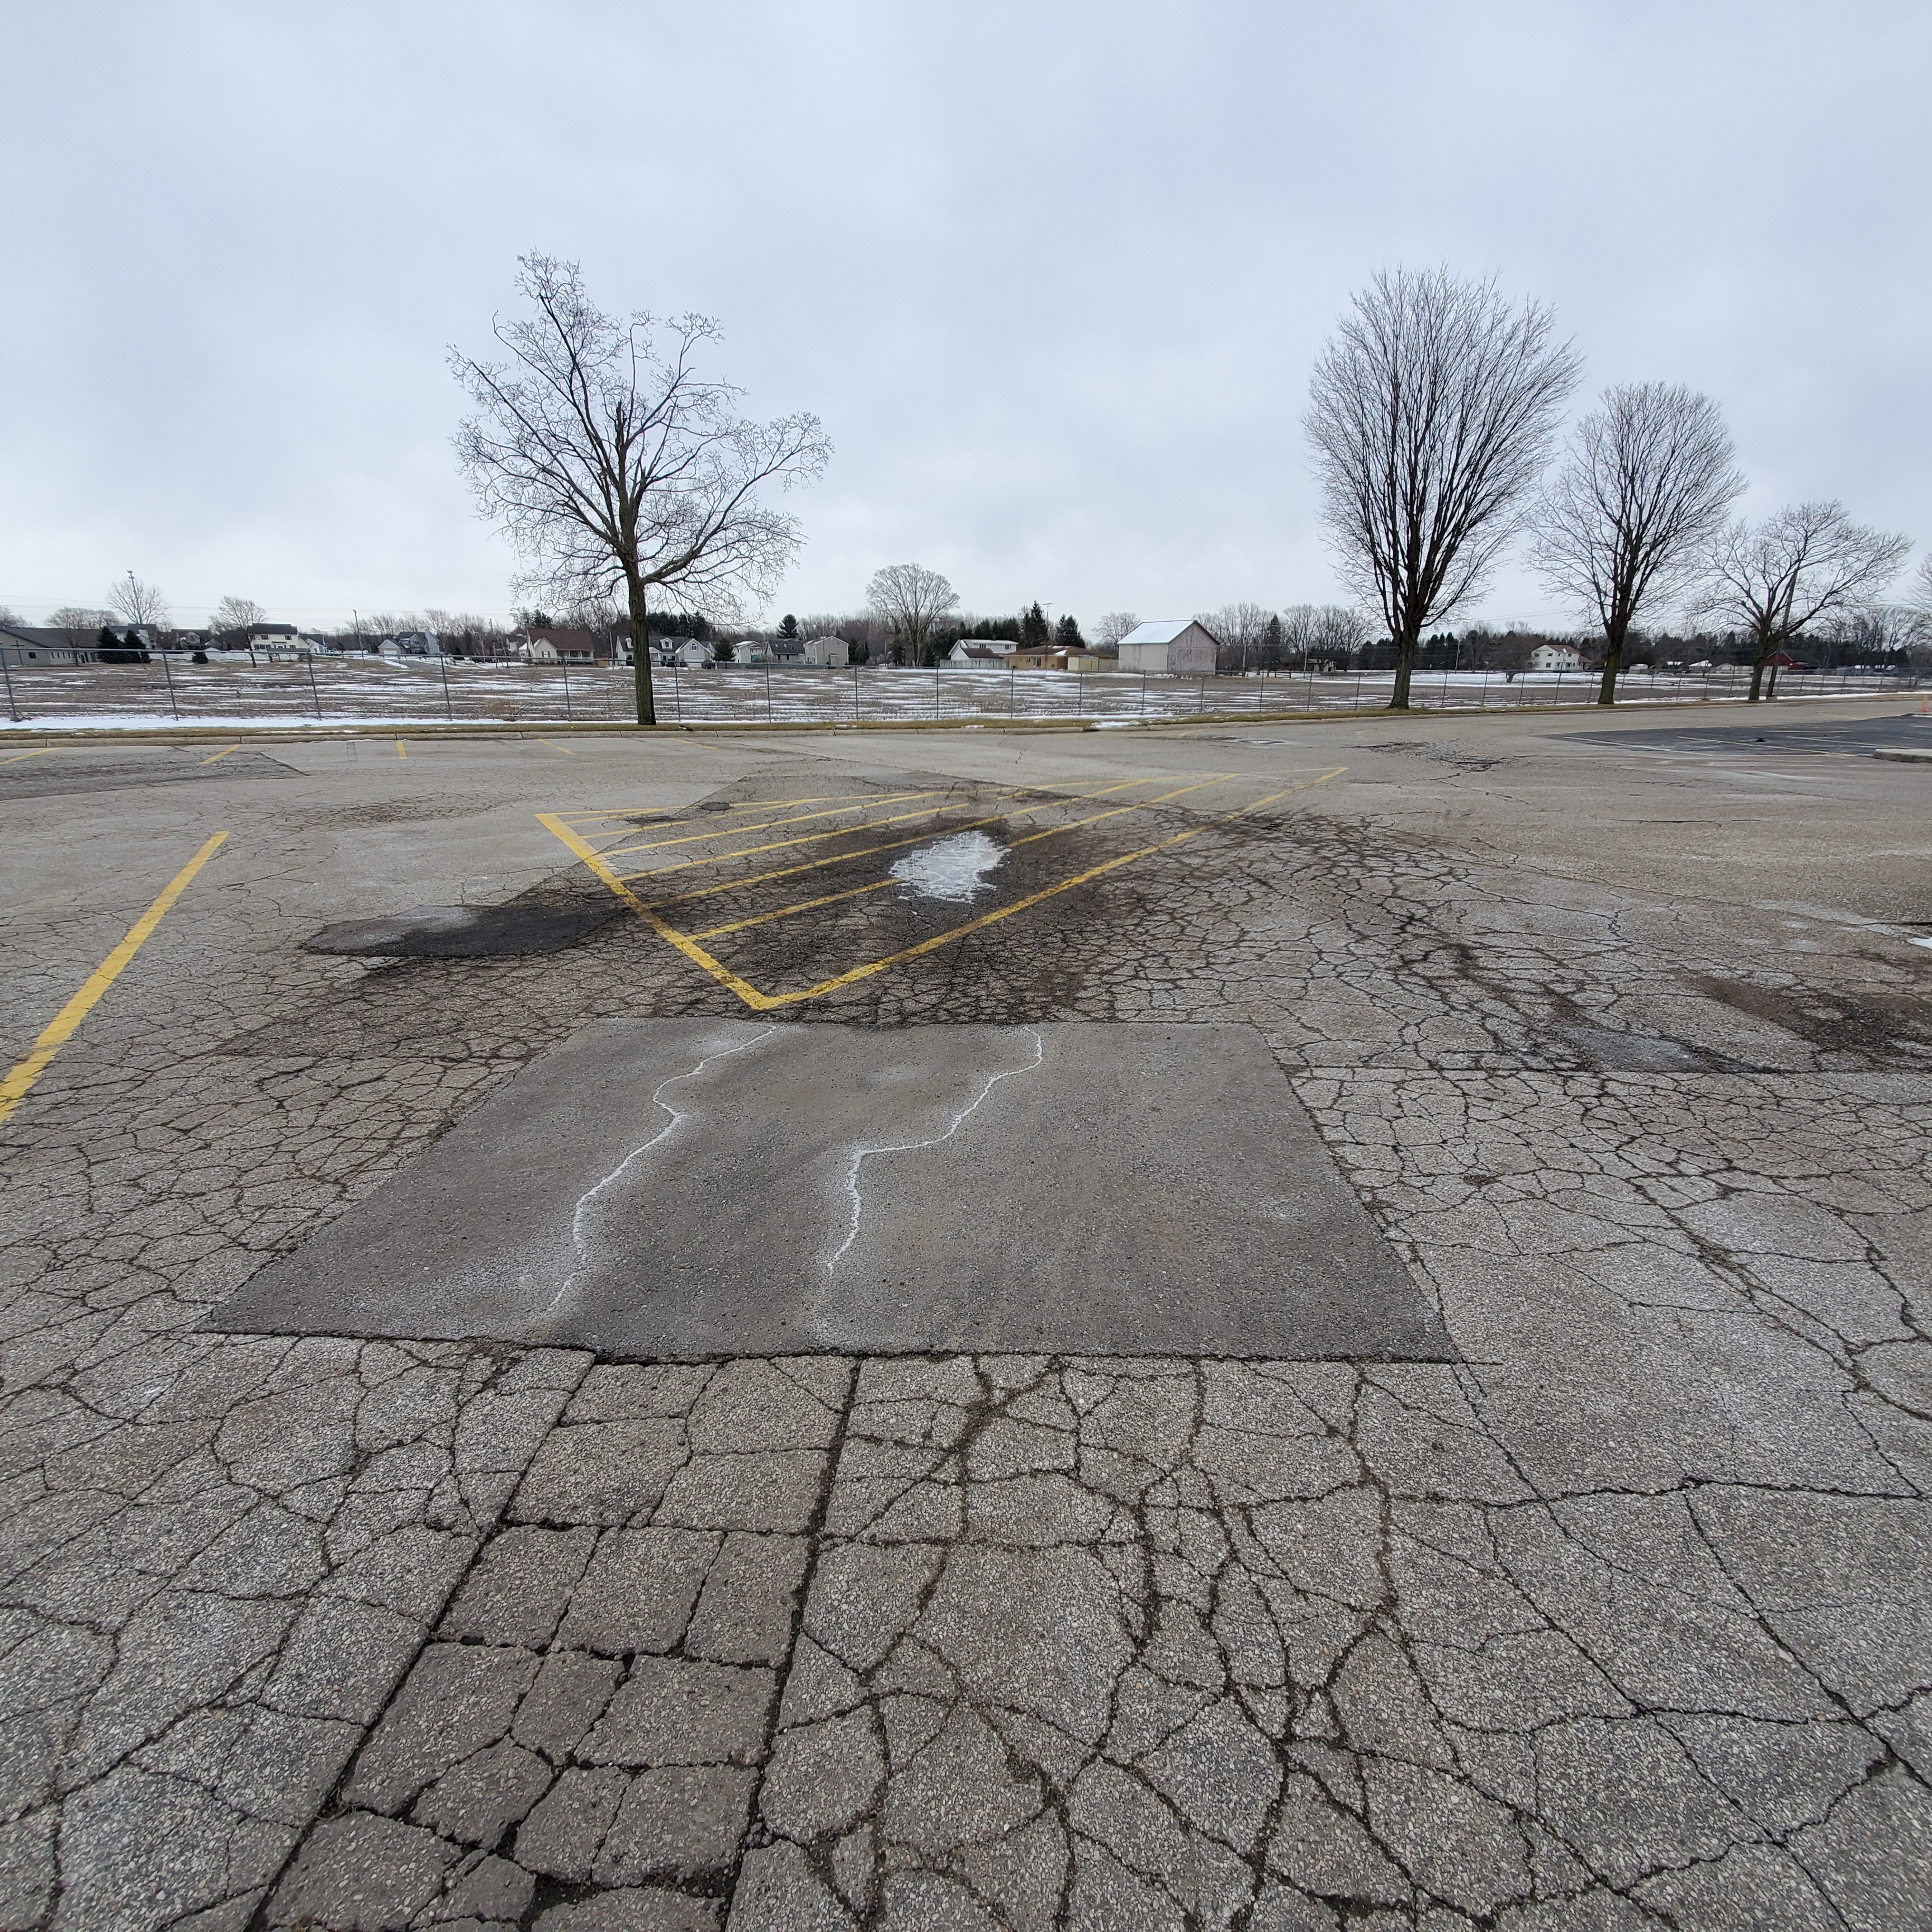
680, 775, 1243, 937
536, 813, 773, 1009
2, 749, 54, 765
689, 878, 897, 940
395, 740, 407, 760
642, 775, 1225, 911
540, 770, 1339, 1011
199, 745, 240, 766
600, 789, 956, 859
0, 832, 229, 1126
609, 797, 1003, 883
752, 771, 1343, 1008
537, 737, 578, 757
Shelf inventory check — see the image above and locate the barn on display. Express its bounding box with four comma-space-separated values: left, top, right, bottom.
1115, 619, 1220, 675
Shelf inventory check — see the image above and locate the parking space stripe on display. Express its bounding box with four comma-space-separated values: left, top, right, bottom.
539, 771, 1339, 1011
200, 745, 240, 766
640, 776, 1229, 911
537, 738, 578, 757
599, 789, 954, 858
0, 832, 230, 1126
2, 749, 54, 765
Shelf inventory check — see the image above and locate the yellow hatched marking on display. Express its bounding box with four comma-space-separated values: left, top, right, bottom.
609, 797, 1013, 883
0, 832, 229, 1126
537, 769, 1341, 1011
2, 749, 54, 765
200, 745, 240, 766
600, 789, 954, 858
643, 776, 1189, 911
679, 775, 1243, 937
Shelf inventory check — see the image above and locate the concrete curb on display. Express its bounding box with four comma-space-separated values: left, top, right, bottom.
1873, 747, 1932, 763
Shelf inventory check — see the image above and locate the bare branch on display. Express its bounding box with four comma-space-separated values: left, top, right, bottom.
450, 253, 832, 723
1304, 266, 1580, 708
866, 564, 959, 666
1531, 382, 1745, 704
1696, 501, 1910, 701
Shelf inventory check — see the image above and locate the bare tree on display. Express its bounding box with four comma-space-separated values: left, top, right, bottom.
1698, 501, 1910, 700
1305, 266, 1580, 709
1531, 383, 1745, 706
212, 595, 266, 645
866, 564, 958, 666
1093, 611, 1140, 651
111, 572, 169, 633
1196, 602, 1273, 672
451, 253, 831, 724
45, 607, 110, 652
1281, 603, 1372, 670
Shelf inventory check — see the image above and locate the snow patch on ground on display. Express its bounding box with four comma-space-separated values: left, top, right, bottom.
888, 831, 1007, 902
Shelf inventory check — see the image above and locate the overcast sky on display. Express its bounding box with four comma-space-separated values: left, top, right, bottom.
4, 1, 1927, 634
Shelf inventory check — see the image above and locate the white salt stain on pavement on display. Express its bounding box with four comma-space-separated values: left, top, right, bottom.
888, 830, 1007, 903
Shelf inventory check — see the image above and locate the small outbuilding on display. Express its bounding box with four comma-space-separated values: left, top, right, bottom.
1116, 620, 1219, 676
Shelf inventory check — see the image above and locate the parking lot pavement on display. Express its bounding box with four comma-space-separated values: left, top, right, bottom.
1, 704, 1928, 1930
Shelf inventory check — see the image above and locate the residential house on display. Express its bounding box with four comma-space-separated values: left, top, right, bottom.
1115, 620, 1220, 675
947, 642, 1007, 668
804, 636, 850, 667
1007, 644, 1068, 671
1528, 643, 1582, 672
532, 627, 605, 665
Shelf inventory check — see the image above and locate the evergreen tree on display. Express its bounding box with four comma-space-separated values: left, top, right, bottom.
778, 613, 800, 639
1055, 614, 1085, 650
1020, 602, 1050, 651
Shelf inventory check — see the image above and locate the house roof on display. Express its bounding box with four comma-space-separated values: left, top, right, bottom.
1119, 620, 1211, 647
953, 643, 1003, 661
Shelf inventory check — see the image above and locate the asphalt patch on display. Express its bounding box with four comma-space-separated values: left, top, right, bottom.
208, 1018, 1455, 1361
0, 746, 297, 799
304, 887, 623, 958
1566, 712, 1932, 758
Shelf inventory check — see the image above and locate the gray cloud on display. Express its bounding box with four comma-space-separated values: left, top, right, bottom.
3, 1, 1925, 631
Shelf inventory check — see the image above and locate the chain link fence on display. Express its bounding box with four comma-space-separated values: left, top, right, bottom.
0, 650, 1922, 731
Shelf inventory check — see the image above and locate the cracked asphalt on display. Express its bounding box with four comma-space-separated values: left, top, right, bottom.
2, 703, 1930, 1931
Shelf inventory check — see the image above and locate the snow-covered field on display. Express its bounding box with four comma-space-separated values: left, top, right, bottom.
0, 652, 1916, 732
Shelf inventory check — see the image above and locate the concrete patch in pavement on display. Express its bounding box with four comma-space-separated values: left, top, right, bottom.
208, 1019, 1452, 1361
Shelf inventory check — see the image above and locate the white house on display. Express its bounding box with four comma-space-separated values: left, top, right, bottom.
1116, 619, 1220, 676
804, 636, 850, 667
947, 642, 1007, 667
1528, 643, 1582, 672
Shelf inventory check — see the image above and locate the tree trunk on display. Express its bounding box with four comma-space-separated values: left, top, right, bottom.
627, 574, 656, 726
1389, 632, 1417, 709
1746, 632, 1771, 703
1597, 620, 1626, 706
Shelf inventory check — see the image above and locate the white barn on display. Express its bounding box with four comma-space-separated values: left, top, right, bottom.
1116, 619, 1219, 676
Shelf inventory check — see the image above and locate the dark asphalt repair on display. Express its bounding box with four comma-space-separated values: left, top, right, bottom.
0, 744, 299, 799
209, 1019, 1455, 1362
305, 887, 624, 958
1566, 709, 1932, 757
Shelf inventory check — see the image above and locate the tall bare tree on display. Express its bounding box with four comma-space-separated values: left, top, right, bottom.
1093, 611, 1140, 651
1196, 602, 1273, 672
212, 595, 266, 645
1698, 502, 1910, 700
1531, 383, 1745, 706
452, 253, 831, 725
1280, 603, 1373, 670
46, 607, 110, 652
866, 564, 958, 666
110, 572, 169, 633
1305, 266, 1581, 708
